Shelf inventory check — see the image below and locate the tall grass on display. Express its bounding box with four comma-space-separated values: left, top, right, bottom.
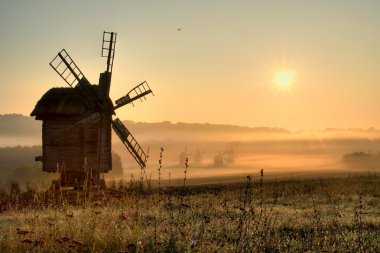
0, 168, 379, 252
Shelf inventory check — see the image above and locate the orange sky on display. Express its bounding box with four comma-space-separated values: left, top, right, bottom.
0, 1, 379, 130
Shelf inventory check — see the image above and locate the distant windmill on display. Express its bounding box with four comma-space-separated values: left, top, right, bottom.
31, 31, 153, 188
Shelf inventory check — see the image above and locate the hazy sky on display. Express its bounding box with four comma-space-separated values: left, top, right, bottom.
0, 1, 379, 130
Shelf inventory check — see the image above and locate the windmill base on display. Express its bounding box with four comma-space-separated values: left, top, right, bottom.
52, 171, 105, 190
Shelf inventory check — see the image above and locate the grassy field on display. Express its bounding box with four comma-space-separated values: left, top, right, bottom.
0, 171, 379, 252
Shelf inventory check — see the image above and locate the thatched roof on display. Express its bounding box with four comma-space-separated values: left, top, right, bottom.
31, 86, 98, 118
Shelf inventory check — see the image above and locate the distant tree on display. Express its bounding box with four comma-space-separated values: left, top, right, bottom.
8, 164, 50, 187
214, 151, 224, 167
106, 152, 124, 179
0, 146, 41, 172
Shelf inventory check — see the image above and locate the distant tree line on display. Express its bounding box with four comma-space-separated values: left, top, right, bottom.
0, 114, 41, 136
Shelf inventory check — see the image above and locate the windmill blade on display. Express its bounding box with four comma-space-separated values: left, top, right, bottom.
101, 31, 117, 73
98, 31, 117, 99
50, 49, 104, 111
76, 112, 102, 125
114, 81, 153, 110
112, 118, 147, 168
50, 49, 91, 88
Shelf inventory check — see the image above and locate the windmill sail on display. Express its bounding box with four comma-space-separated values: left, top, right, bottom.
101, 31, 117, 73
99, 32, 117, 99
112, 118, 147, 168
114, 81, 153, 109
50, 49, 90, 87
76, 112, 101, 124
50, 49, 103, 111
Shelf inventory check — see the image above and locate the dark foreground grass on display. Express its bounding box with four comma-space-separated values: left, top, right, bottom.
0, 173, 379, 252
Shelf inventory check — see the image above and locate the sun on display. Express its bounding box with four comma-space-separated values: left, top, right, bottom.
274, 70, 296, 88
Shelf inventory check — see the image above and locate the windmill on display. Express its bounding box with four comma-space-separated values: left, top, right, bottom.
31, 31, 153, 188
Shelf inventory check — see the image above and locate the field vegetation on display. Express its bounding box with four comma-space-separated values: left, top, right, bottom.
0, 169, 379, 252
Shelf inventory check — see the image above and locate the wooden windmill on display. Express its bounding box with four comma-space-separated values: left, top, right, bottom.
31, 31, 153, 188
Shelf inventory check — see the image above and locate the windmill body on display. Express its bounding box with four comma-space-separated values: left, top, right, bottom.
31, 32, 153, 188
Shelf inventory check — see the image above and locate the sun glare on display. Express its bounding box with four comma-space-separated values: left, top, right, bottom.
274, 70, 295, 88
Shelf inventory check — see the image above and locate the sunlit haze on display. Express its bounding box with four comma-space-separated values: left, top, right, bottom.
274, 70, 295, 88
0, 1, 379, 130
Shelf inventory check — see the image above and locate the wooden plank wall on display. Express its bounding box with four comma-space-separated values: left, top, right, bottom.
42, 117, 111, 173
